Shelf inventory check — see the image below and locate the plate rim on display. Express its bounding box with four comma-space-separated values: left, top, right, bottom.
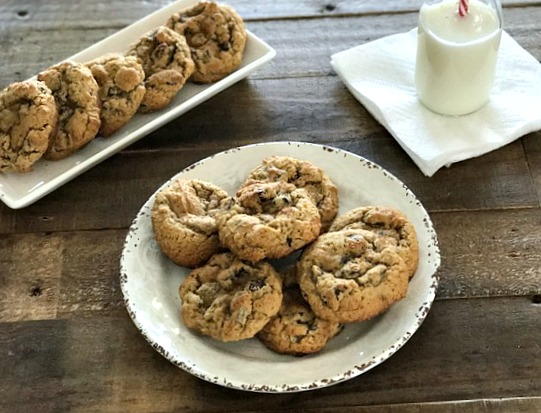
119, 141, 441, 393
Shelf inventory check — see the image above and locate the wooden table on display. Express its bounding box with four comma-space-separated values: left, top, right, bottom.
1, 0, 541, 411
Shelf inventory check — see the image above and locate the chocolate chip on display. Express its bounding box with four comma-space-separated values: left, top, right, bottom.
255, 188, 267, 202
248, 279, 265, 291
234, 269, 249, 279
340, 254, 351, 265
219, 42, 230, 51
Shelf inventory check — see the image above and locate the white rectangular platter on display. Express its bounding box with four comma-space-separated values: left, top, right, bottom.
0, 0, 275, 209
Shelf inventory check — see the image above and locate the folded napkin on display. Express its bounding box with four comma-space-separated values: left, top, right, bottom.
331, 30, 541, 176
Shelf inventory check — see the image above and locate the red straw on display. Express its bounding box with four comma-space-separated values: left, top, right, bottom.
458, 0, 469, 17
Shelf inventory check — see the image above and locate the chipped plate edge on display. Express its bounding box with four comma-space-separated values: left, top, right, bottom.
119, 141, 441, 393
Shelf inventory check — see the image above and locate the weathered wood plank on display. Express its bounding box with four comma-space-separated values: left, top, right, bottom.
433, 208, 541, 298
1, 209, 540, 323
56, 230, 127, 318
1, 7, 541, 85
0, 76, 537, 233
0, 233, 62, 322
0, 137, 536, 232
244, 397, 541, 413
0, 138, 536, 232
1, 0, 539, 31
523, 131, 541, 205
0, 297, 539, 412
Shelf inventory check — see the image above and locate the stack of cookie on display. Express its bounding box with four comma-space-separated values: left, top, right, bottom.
152, 156, 420, 356
0, 1, 247, 173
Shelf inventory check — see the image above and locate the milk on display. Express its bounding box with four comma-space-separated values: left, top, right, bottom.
415, 0, 502, 116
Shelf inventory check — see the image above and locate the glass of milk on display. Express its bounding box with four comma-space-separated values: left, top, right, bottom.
415, 0, 503, 116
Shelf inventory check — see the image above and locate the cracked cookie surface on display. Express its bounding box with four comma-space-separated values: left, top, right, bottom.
329, 206, 419, 279
241, 156, 339, 232
37, 61, 101, 160
166, 1, 246, 83
258, 287, 342, 355
217, 181, 321, 263
87, 54, 145, 136
297, 229, 409, 323
152, 179, 230, 268
0, 80, 58, 172
127, 26, 194, 112
179, 252, 283, 341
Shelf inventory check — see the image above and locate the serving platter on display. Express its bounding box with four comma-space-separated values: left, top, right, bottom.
120, 141, 441, 393
0, 0, 275, 209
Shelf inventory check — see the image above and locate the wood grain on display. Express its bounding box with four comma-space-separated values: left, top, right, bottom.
0, 297, 539, 412
1, 208, 540, 323
1, 7, 541, 85
523, 131, 541, 205
243, 397, 541, 413
433, 208, 541, 298
1, 0, 539, 31
0, 233, 62, 322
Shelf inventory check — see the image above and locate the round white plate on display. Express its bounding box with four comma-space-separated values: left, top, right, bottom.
120, 142, 441, 393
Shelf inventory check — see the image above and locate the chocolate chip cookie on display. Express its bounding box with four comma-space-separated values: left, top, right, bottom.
126, 26, 194, 112
329, 206, 419, 279
258, 288, 342, 355
37, 61, 101, 160
87, 54, 146, 136
241, 156, 339, 232
297, 229, 409, 323
0, 80, 58, 172
179, 252, 283, 341
166, 1, 247, 83
217, 181, 321, 263
152, 179, 230, 268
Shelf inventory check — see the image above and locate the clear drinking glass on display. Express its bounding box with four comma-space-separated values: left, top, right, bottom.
415, 0, 503, 116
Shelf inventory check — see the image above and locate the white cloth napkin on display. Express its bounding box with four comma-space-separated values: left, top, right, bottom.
331, 30, 541, 176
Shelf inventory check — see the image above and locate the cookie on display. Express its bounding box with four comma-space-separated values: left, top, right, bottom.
258, 288, 342, 355
166, 1, 247, 83
297, 229, 409, 323
87, 54, 146, 136
217, 181, 321, 263
241, 156, 339, 232
126, 26, 194, 112
329, 206, 419, 278
37, 61, 101, 160
179, 252, 283, 341
152, 179, 230, 268
0, 80, 58, 172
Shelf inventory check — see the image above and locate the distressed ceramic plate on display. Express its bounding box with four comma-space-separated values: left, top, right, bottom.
0, 0, 275, 209
120, 142, 440, 393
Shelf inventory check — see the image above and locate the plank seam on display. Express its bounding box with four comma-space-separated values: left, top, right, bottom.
229, 396, 541, 413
